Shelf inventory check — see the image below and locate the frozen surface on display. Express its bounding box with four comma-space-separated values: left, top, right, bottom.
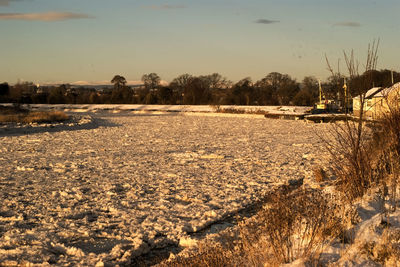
2, 103, 312, 115
0, 112, 328, 265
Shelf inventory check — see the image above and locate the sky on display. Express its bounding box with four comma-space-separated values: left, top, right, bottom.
0, 0, 399, 85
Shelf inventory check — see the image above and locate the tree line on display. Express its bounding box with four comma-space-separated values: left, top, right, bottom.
1, 70, 398, 106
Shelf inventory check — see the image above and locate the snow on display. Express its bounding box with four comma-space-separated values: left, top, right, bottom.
321, 188, 400, 266
4, 103, 311, 116
0, 110, 329, 265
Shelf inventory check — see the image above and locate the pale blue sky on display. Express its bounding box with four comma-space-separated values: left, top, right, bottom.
1, 0, 399, 84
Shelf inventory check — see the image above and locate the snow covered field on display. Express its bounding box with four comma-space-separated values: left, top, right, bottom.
0, 112, 329, 265
21, 104, 311, 116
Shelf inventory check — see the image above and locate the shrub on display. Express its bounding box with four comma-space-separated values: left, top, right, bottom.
325, 121, 376, 201
322, 41, 380, 201
0, 110, 69, 124
239, 187, 341, 265
160, 188, 341, 267
159, 243, 238, 267
215, 107, 267, 115
326, 91, 400, 203
371, 97, 400, 212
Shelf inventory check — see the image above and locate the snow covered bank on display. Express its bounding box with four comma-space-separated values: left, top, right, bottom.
0, 113, 329, 265
5, 103, 312, 116
0, 115, 94, 136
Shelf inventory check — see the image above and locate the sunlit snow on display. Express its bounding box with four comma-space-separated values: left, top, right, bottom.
0, 110, 329, 265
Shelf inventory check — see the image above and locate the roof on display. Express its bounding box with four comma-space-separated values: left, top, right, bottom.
353, 82, 400, 99
353, 87, 382, 99
374, 82, 400, 97
365, 87, 383, 98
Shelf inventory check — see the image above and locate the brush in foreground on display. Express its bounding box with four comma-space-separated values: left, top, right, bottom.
0, 110, 69, 124
161, 187, 342, 266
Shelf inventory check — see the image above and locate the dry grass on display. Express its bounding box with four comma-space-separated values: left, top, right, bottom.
324, 121, 376, 201
160, 243, 239, 267
240, 188, 342, 265
314, 166, 327, 182
322, 41, 380, 202
325, 93, 400, 201
213, 106, 268, 115
0, 109, 69, 124
324, 94, 400, 264
372, 102, 400, 212
361, 228, 400, 265
161, 187, 342, 267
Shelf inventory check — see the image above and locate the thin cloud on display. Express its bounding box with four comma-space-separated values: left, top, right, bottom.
334, 21, 361, 27
0, 11, 94, 21
143, 4, 186, 10
255, 19, 279, 25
